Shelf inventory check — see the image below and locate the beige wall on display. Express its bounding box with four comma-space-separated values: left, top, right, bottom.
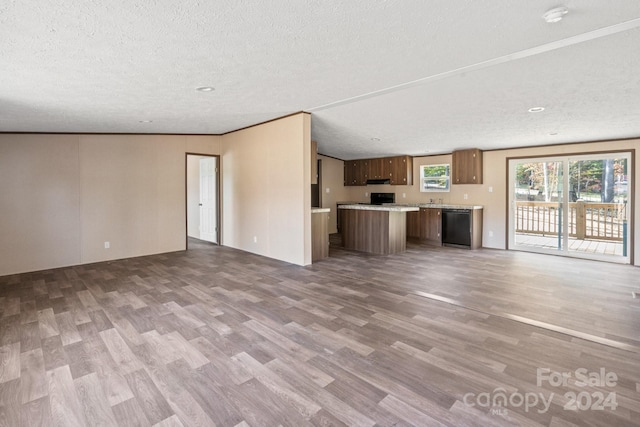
318, 154, 350, 234
0, 135, 82, 275
0, 134, 221, 276
220, 113, 311, 266
0, 114, 312, 277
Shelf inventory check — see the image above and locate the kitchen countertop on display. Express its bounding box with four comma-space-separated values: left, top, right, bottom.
337, 204, 419, 212
384, 203, 483, 210
311, 207, 330, 213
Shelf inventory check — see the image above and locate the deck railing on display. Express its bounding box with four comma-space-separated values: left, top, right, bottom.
515, 201, 627, 241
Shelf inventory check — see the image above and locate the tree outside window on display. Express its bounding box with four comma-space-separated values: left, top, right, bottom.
420, 164, 450, 192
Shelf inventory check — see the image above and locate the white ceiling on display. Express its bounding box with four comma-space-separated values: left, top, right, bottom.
2, 1, 640, 159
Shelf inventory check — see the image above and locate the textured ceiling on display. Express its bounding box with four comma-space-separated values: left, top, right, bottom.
2, 1, 640, 159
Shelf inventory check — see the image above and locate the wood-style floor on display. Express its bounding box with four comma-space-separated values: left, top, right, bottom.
0, 238, 639, 426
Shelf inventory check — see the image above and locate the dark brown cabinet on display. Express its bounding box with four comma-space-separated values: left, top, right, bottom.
368, 158, 387, 180
389, 155, 413, 185
356, 159, 368, 185
406, 208, 442, 246
344, 161, 357, 186
406, 210, 420, 238
344, 159, 368, 186
452, 149, 483, 184
344, 155, 412, 186
419, 208, 442, 245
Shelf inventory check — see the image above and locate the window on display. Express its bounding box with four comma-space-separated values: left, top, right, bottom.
420, 164, 450, 192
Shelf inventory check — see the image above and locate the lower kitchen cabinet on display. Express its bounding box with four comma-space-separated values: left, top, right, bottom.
406, 208, 442, 246
419, 208, 442, 246
406, 211, 420, 238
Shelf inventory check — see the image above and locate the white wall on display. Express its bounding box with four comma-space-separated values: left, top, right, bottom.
220, 113, 311, 266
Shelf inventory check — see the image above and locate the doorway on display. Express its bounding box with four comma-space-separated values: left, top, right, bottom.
508, 152, 632, 263
186, 154, 220, 246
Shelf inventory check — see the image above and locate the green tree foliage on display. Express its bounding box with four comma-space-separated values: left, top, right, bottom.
516, 158, 627, 202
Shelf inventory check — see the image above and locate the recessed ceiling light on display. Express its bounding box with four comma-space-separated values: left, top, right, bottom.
543, 6, 569, 23
528, 107, 545, 113
549, 132, 558, 136
138, 120, 153, 123
196, 86, 215, 92
370, 137, 380, 141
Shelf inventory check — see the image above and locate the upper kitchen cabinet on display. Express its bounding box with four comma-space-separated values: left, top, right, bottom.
344, 160, 357, 186
452, 149, 483, 184
389, 155, 413, 185
344, 155, 413, 186
344, 159, 368, 186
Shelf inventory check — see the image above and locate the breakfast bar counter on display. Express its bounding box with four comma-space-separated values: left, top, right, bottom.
338, 204, 419, 255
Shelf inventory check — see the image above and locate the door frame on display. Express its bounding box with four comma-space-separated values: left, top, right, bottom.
506, 149, 634, 264
185, 153, 221, 248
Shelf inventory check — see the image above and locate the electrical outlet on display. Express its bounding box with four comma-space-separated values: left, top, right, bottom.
253, 236, 257, 243
489, 231, 494, 237
365, 192, 368, 197
488, 186, 493, 193
104, 241, 110, 249
464, 194, 468, 200
402, 193, 406, 198
325, 187, 330, 193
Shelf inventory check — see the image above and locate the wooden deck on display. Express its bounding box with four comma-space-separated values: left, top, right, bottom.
516, 233, 625, 257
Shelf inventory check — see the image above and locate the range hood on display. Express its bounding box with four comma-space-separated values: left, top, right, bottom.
366, 178, 391, 185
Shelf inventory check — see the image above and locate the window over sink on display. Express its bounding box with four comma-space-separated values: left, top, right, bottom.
420, 164, 450, 192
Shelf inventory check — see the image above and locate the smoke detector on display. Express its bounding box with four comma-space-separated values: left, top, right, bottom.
543, 6, 569, 23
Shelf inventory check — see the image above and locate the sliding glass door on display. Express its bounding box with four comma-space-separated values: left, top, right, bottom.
508, 152, 631, 263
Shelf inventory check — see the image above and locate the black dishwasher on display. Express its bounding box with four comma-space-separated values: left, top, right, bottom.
442, 209, 471, 248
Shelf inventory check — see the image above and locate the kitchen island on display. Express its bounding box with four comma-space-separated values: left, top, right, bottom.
338, 204, 419, 255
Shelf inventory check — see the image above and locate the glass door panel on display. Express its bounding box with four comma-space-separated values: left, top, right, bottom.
568, 156, 630, 258
512, 160, 564, 252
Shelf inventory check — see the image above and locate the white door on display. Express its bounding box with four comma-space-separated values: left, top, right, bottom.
199, 157, 217, 243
